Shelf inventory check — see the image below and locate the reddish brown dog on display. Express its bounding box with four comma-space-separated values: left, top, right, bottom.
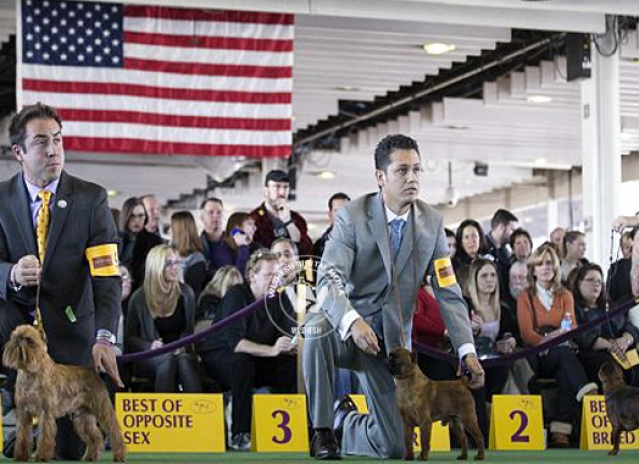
3, 325, 126, 462
599, 360, 639, 456
388, 347, 484, 461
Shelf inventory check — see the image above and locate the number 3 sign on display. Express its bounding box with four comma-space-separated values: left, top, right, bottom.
252, 394, 309, 452
489, 395, 544, 450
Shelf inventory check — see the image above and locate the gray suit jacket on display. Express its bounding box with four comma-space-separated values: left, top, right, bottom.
317, 191, 473, 353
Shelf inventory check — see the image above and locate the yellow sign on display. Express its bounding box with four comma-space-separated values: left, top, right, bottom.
611, 349, 639, 370
252, 394, 309, 452
115, 393, 224, 452
580, 396, 639, 450
489, 395, 544, 450
351, 394, 448, 452
413, 424, 451, 452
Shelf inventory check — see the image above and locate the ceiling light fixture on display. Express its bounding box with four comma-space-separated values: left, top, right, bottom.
106, 190, 119, 197
621, 132, 632, 141
534, 158, 547, 166
423, 43, 456, 55
317, 170, 335, 179
335, 86, 359, 92
527, 95, 553, 104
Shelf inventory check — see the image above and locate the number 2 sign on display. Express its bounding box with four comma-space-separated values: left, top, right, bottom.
489, 395, 544, 450
252, 394, 309, 452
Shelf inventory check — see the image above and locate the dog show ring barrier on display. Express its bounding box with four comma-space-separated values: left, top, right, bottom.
112, 295, 639, 454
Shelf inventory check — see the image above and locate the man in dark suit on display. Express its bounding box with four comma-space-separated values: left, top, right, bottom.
304, 134, 484, 459
0, 103, 122, 459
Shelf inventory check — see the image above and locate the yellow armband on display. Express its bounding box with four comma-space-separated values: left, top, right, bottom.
434, 256, 456, 288
85, 244, 119, 277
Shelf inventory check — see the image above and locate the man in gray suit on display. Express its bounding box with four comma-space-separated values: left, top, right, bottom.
303, 134, 484, 459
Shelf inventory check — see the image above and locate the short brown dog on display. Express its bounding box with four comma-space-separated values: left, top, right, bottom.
3, 325, 126, 462
388, 347, 484, 461
599, 360, 639, 456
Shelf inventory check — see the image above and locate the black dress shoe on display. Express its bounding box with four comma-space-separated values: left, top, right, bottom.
310, 429, 340, 460
333, 395, 358, 444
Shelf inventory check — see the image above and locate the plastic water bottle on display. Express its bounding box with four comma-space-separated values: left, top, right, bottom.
560, 312, 573, 331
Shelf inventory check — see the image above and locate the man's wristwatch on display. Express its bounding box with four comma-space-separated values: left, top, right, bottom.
96, 329, 116, 345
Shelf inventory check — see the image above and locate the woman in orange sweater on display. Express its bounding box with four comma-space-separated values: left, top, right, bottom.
517, 243, 597, 448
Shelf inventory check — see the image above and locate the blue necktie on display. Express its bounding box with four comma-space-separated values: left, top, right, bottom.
389, 218, 406, 259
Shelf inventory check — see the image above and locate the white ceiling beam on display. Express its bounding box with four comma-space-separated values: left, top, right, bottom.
295, 15, 511, 42
388, 0, 639, 17
102, 0, 600, 33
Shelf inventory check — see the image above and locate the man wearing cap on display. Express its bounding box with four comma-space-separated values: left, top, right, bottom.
249, 169, 313, 256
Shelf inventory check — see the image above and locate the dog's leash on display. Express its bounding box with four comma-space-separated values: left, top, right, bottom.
34, 276, 46, 343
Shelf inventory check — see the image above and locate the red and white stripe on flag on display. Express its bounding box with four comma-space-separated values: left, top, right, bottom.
18, 0, 293, 158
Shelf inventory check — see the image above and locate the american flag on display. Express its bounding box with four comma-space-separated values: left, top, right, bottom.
18, 0, 294, 158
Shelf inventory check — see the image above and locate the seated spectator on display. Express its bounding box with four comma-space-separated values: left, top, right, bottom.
118, 197, 164, 291
250, 170, 312, 255
550, 227, 566, 258
453, 219, 489, 286
200, 198, 249, 279
608, 226, 639, 310
116, 265, 133, 354
517, 243, 597, 448
224, 211, 254, 272
198, 250, 297, 451
445, 227, 456, 259
621, 231, 634, 260
312, 192, 351, 259
502, 260, 529, 342
560, 231, 588, 285
485, 209, 518, 272
140, 194, 164, 238
125, 245, 202, 393
510, 228, 533, 263
197, 265, 244, 323
573, 263, 639, 387
171, 211, 207, 299
463, 259, 513, 440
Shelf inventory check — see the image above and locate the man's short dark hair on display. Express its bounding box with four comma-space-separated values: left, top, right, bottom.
265, 169, 290, 186
490, 209, 518, 230
445, 228, 455, 239
328, 192, 350, 211
374, 134, 420, 171
563, 230, 585, 248
200, 197, 223, 210
9, 102, 63, 150
271, 237, 298, 256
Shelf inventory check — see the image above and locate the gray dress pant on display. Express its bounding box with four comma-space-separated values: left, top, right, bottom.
303, 314, 405, 458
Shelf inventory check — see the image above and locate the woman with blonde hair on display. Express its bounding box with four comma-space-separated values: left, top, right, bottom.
463, 258, 515, 440
171, 211, 207, 299
197, 265, 244, 322
125, 244, 202, 393
517, 243, 596, 447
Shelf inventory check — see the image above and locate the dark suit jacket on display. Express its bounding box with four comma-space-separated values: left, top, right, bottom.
0, 171, 121, 366
607, 258, 632, 310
